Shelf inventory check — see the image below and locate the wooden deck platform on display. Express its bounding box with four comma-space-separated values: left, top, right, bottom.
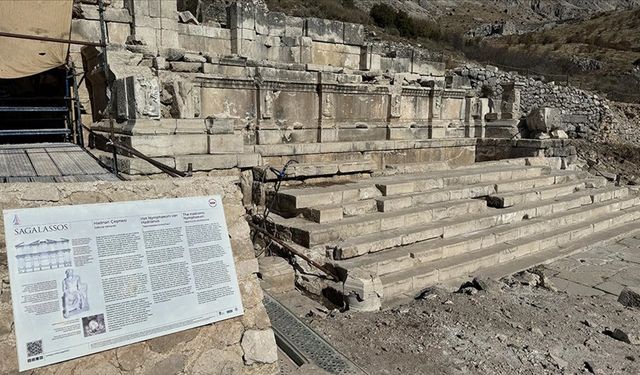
0, 143, 119, 183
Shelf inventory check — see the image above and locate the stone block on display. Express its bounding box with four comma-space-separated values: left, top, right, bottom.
113, 75, 161, 121
266, 12, 286, 36
148, 0, 161, 18
299, 36, 313, 63
153, 56, 168, 70
132, 0, 149, 17
183, 52, 206, 63
413, 60, 446, 76
258, 256, 295, 293
237, 153, 261, 168
343, 23, 365, 46
174, 154, 238, 171
161, 19, 180, 31
527, 107, 562, 133
123, 134, 208, 157
228, 1, 255, 30
159, 47, 185, 61
618, 287, 640, 308
160, 29, 180, 48
285, 16, 304, 37
241, 329, 278, 365
209, 134, 244, 154
136, 15, 161, 28
169, 61, 202, 72
303, 206, 343, 223
164, 80, 200, 118
343, 269, 383, 311
256, 130, 284, 145
254, 8, 270, 35
305, 17, 343, 44
206, 118, 235, 134
160, 0, 177, 19
175, 119, 207, 133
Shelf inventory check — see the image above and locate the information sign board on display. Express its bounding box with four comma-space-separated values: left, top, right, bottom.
3, 196, 244, 371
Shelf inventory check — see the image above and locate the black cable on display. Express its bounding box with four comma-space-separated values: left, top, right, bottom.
253, 159, 299, 257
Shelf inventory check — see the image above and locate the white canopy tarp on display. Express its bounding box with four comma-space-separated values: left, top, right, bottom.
0, 0, 74, 79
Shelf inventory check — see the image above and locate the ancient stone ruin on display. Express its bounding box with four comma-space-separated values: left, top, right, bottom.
1, 0, 639, 373
70, 0, 640, 315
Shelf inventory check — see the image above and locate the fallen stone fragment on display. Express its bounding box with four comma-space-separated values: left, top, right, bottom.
462, 287, 477, 295
513, 271, 540, 286
472, 276, 503, 293
241, 329, 278, 365
551, 129, 569, 139
608, 328, 640, 345
416, 284, 450, 300
178, 10, 199, 25
617, 287, 640, 308
548, 351, 568, 369
584, 361, 597, 374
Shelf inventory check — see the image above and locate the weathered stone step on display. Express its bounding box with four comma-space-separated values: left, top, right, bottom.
273, 181, 378, 214
480, 221, 640, 282
297, 170, 583, 220
382, 157, 556, 175
375, 165, 545, 196
380, 203, 640, 298
333, 193, 639, 276
376, 170, 583, 212
382, 161, 450, 175
284, 198, 487, 249
275, 164, 548, 212
487, 180, 588, 208
301, 199, 378, 223
328, 186, 629, 259
255, 160, 375, 181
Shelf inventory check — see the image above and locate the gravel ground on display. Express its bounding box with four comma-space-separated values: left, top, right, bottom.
302, 273, 640, 375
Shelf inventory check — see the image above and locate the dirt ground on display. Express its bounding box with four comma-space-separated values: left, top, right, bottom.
298, 273, 639, 375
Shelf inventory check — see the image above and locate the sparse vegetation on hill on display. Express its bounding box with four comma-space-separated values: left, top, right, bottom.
265, 0, 370, 24
456, 9, 640, 103
264, 1, 640, 103
369, 4, 440, 39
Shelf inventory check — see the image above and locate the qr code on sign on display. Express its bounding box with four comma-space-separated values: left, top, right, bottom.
26, 340, 43, 357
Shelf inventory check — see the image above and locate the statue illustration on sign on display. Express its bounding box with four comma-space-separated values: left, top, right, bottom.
62, 269, 89, 318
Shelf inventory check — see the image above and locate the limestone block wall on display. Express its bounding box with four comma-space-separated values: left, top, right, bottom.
477, 138, 577, 164
452, 64, 612, 139
71, 0, 134, 125
71, 1, 486, 175
0, 176, 279, 374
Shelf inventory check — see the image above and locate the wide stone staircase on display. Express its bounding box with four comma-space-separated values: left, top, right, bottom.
267, 158, 640, 305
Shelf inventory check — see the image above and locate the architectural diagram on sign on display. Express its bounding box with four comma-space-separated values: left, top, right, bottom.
62, 269, 89, 318
15, 239, 72, 273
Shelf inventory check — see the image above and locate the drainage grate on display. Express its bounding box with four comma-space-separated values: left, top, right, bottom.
263, 292, 366, 375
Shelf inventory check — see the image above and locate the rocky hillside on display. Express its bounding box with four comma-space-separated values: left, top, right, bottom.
355, 0, 640, 33
462, 8, 640, 103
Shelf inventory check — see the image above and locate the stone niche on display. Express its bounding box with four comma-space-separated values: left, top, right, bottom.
0, 177, 279, 375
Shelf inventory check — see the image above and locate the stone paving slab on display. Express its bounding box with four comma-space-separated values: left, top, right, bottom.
543, 232, 640, 298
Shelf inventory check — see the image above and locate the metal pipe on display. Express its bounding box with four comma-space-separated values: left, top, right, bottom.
248, 222, 340, 282
71, 63, 85, 147
0, 31, 105, 47
97, 0, 112, 108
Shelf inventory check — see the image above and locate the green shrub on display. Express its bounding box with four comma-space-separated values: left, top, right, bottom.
370, 4, 396, 28
370, 4, 439, 40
